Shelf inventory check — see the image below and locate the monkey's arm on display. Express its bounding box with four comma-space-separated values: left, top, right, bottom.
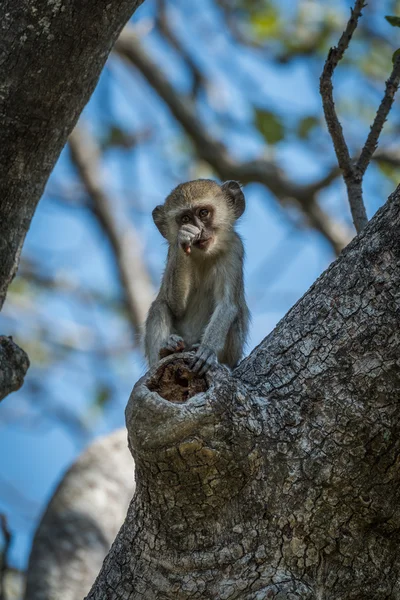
145, 297, 187, 365
144, 243, 194, 365
192, 242, 244, 375
202, 299, 238, 351
163, 244, 192, 318
191, 295, 238, 375
144, 299, 175, 366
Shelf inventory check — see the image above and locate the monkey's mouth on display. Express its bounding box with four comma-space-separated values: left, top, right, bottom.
194, 236, 213, 250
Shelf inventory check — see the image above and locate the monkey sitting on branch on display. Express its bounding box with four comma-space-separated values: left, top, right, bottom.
144, 179, 250, 377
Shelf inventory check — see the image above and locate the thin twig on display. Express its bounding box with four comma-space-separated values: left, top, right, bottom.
115, 28, 352, 255
320, 1, 400, 234
356, 54, 400, 176
320, 0, 368, 232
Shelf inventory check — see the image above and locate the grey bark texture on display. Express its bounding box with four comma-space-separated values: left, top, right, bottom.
79, 186, 400, 599
25, 430, 134, 600
0, 0, 144, 401
0, 0, 144, 309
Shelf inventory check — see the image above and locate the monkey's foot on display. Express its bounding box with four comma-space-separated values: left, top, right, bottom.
191, 345, 218, 377
159, 334, 186, 359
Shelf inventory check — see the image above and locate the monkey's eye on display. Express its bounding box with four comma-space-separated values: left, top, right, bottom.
199, 209, 209, 218
181, 215, 191, 224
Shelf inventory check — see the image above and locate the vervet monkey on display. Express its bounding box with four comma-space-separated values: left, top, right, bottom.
144, 179, 249, 376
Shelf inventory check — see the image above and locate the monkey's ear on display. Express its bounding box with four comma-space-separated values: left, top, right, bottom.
221, 181, 245, 219
152, 205, 168, 238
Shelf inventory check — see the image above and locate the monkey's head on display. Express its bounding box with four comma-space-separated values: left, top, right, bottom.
152, 179, 245, 255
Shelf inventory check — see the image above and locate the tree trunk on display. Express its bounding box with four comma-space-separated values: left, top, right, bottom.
83, 188, 400, 599
0, 0, 144, 400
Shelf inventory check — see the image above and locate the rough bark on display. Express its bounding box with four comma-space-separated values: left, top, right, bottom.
0, 0, 144, 311
83, 186, 400, 599
25, 430, 134, 600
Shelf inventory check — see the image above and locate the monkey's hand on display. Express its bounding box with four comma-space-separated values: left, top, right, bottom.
159, 334, 186, 359
191, 345, 218, 377
178, 224, 201, 255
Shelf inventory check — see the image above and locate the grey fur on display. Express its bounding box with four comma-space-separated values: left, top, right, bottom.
144, 180, 250, 373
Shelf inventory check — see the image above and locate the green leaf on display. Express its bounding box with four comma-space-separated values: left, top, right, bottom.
101, 126, 136, 150
385, 15, 400, 27
297, 116, 319, 139
249, 7, 280, 39
93, 384, 112, 410
392, 48, 400, 64
254, 109, 285, 144
377, 161, 400, 186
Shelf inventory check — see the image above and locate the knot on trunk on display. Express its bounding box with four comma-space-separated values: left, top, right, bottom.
0, 335, 30, 401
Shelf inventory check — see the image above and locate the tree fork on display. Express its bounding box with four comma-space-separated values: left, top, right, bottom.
87, 189, 400, 598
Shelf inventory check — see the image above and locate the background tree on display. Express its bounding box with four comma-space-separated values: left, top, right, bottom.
1, 0, 400, 598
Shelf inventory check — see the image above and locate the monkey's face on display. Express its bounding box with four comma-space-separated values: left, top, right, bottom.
177, 203, 217, 254
152, 179, 245, 254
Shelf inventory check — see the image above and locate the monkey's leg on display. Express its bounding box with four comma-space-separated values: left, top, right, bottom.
219, 318, 246, 369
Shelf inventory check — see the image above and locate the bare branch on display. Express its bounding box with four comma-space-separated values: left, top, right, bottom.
320, 0, 368, 233
320, 1, 400, 235
69, 126, 154, 339
25, 430, 134, 600
115, 28, 352, 255
356, 55, 400, 176
155, 0, 204, 98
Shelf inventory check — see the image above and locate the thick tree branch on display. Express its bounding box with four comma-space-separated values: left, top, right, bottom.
115, 29, 352, 255
0, 0, 144, 311
25, 430, 133, 600
0, 336, 29, 403
86, 182, 400, 598
320, 0, 400, 234
69, 126, 154, 339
